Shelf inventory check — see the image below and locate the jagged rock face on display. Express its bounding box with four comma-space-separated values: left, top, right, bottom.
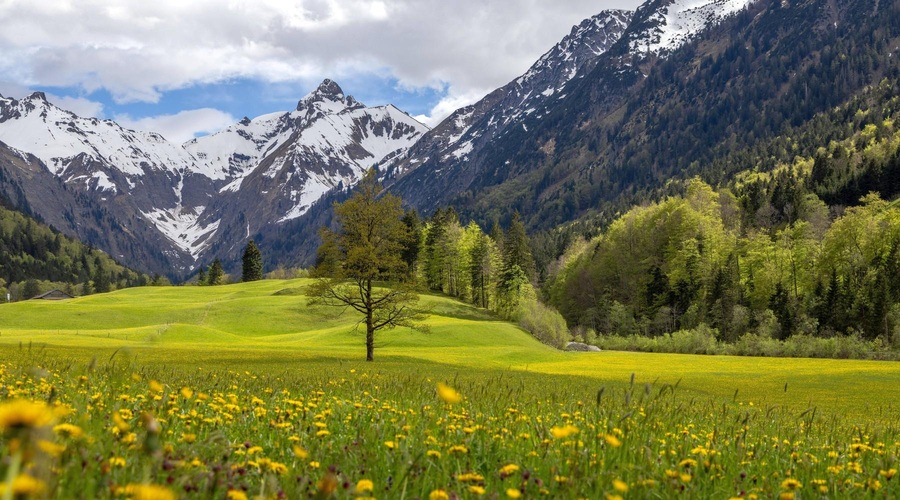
383, 9, 633, 211
0, 80, 428, 277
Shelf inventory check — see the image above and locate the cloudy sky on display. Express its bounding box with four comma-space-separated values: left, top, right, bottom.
0, 0, 642, 143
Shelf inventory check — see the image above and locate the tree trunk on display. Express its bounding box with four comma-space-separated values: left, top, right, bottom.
366, 278, 374, 361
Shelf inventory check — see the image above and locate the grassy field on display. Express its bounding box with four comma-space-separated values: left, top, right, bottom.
0, 279, 898, 498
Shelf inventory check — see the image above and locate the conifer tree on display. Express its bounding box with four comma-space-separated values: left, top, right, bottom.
242, 240, 263, 282
207, 259, 225, 286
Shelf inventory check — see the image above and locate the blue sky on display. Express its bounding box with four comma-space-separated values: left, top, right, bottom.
0, 0, 641, 143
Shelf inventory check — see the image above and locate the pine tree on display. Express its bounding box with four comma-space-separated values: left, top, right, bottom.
242, 240, 263, 282
207, 259, 225, 286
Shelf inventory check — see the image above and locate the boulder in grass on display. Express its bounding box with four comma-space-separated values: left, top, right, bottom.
565, 342, 601, 352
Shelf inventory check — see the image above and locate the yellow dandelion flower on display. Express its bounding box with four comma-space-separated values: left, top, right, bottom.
309, 461, 320, 469
38, 439, 66, 457
226, 490, 248, 500
468, 485, 485, 495
384, 440, 396, 449
550, 424, 579, 439
149, 380, 164, 393
0, 475, 46, 497
613, 479, 628, 492
679, 458, 697, 468
293, 445, 309, 459
0, 399, 54, 432
605, 434, 622, 447
781, 479, 802, 490
124, 483, 176, 500
506, 489, 521, 498
426, 449, 442, 459
499, 464, 520, 476
110, 457, 127, 468
316, 430, 330, 437
779, 493, 794, 500
437, 383, 462, 404
680, 474, 692, 483
53, 423, 84, 439
180, 387, 193, 399
881, 469, 897, 480
356, 479, 374, 493
449, 445, 468, 454
429, 490, 450, 500
180, 433, 196, 444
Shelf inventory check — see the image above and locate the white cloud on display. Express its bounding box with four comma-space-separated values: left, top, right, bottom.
414, 87, 492, 127
114, 109, 237, 144
0, 0, 642, 106
47, 95, 104, 118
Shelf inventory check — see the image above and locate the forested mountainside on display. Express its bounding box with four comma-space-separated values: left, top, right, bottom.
388, 0, 900, 242
0, 199, 151, 300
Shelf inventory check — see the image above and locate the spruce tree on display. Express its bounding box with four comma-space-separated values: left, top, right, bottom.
242, 240, 263, 282
207, 259, 224, 286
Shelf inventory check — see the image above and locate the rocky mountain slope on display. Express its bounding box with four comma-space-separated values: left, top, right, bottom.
0, 81, 427, 277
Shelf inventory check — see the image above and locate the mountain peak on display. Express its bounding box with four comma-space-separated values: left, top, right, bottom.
316, 78, 344, 98
28, 91, 48, 102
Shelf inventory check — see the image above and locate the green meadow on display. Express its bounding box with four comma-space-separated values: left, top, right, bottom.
0, 280, 897, 498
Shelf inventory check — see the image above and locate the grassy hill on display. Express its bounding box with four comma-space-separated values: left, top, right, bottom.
1, 279, 896, 418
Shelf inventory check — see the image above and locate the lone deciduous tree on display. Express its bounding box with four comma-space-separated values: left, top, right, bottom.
307, 169, 423, 361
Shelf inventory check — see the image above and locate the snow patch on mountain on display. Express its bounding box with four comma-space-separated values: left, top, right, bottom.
629, 0, 753, 55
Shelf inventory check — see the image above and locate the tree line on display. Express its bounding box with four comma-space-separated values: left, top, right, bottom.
547, 177, 900, 348
0, 203, 152, 301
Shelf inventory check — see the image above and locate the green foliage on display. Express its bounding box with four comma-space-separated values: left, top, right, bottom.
206, 258, 225, 286
307, 170, 422, 361
241, 240, 263, 282
549, 178, 900, 349
0, 204, 149, 299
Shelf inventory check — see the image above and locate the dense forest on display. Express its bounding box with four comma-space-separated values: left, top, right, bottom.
0, 202, 153, 301
543, 105, 900, 353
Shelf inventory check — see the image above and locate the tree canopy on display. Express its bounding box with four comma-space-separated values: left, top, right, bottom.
307, 170, 423, 361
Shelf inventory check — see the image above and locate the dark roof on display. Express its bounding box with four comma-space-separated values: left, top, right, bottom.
32, 289, 74, 300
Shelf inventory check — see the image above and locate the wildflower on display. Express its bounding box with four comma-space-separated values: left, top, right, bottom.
293, 445, 309, 458
180, 433, 196, 444
500, 464, 520, 477
881, 469, 897, 480
356, 479, 374, 493
429, 490, 450, 500
53, 423, 84, 439
123, 483, 176, 500
604, 434, 622, 447
316, 430, 330, 437
149, 380, 164, 393
180, 387, 193, 399
384, 440, 396, 449
317, 473, 338, 496
779, 494, 794, 500
613, 479, 628, 492
0, 399, 54, 432
781, 479, 802, 490
38, 439, 66, 457
437, 383, 462, 404
468, 485, 485, 495
680, 474, 692, 483
550, 424, 579, 439
506, 489, 522, 498
0, 475, 46, 496
449, 445, 468, 454
226, 490, 248, 500
679, 458, 697, 468
457, 472, 485, 482
110, 457, 127, 468
309, 461, 320, 469
427, 450, 442, 459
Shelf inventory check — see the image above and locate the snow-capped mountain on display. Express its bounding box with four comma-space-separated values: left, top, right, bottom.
0, 80, 427, 277
383, 9, 632, 202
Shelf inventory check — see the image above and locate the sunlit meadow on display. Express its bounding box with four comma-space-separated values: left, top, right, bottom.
0, 279, 897, 498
